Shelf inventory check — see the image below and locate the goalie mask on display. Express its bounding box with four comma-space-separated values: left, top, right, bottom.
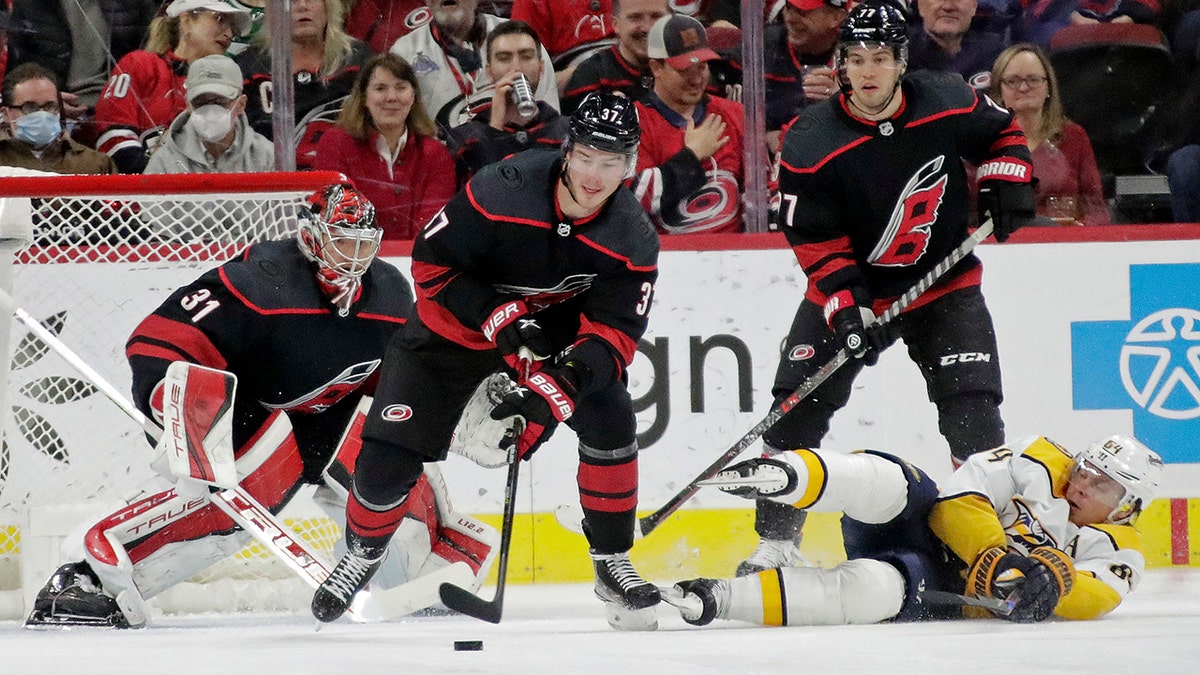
298, 184, 382, 315
1072, 435, 1164, 525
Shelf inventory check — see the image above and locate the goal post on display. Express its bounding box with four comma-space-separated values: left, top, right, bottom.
0, 170, 350, 618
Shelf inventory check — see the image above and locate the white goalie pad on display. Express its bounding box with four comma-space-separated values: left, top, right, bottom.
448, 372, 523, 468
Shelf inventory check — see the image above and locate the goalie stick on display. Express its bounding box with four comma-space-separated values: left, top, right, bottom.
438, 438, 522, 623
0, 289, 449, 621
555, 220, 997, 539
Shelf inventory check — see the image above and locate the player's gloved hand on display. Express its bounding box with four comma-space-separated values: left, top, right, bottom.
481, 300, 554, 376
824, 288, 894, 366
489, 366, 578, 460
967, 545, 1074, 623
977, 178, 1035, 243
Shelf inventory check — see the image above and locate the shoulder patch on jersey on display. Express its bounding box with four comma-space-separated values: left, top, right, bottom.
498, 163, 523, 189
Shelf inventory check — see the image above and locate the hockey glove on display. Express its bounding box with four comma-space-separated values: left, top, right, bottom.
977, 178, 1035, 243
967, 546, 1074, 623
823, 288, 895, 366
489, 366, 578, 460
481, 300, 554, 377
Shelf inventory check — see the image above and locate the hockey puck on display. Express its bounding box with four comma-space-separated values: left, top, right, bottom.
454, 640, 483, 651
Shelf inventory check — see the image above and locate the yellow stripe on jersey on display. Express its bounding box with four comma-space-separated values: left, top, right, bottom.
789, 449, 827, 510
1056, 572, 1122, 620
759, 569, 786, 626
930, 493, 1006, 566
1092, 522, 1142, 552
1021, 437, 1076, 499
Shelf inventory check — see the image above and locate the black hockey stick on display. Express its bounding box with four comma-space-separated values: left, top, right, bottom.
556, 220, 996, 539
439, 443, 522, 623
921, 590, 1016, 616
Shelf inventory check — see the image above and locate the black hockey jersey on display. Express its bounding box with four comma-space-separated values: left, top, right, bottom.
443, 101, 569, 188
235, 42, 372, 170
777, 70, 1031, 306
126, 240, 412, 475
409, 150, 658, 376
561, 45, 654, 115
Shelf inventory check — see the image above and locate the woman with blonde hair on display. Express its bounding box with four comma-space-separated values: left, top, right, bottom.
95, 0, 252, 173
989, 43, 1110, 226
234, 0, 371, 169
314, 53, 456, 240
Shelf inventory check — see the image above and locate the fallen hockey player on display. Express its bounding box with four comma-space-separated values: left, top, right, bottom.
664, 434, 1163, 627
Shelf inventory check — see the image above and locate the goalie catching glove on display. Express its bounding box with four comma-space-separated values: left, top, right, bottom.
481, 300, 554, 376
489, 365, 579, 460
824, 287, 897, 366
967, 545, 1075, 623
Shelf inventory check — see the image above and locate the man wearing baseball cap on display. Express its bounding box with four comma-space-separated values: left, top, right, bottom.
629, 14, 745, 234
145, 54, 273, 175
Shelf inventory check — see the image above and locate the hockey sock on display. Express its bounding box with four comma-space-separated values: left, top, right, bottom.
577, 447, 638, 553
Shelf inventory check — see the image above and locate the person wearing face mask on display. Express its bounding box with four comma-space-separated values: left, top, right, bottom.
146, 54, 273, 174
0, 62, 115, 174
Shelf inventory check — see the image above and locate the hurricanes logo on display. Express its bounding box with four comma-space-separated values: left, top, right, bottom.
788, 345, 816, 361
405, 7, 432, 30
381, 404, 414, 421
1120, 309, 1200, 419
868, 156, 946, 267
263, 360, 380, 413
661, 169, 740, 234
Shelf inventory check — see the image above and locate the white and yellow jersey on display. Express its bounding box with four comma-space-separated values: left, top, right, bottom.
929, 436, 1145, 620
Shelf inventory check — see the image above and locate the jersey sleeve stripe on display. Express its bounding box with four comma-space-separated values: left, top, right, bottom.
578, 317, 637, 366
127, 315, 227, 369
465, 182, 551, 229
779, 135, 871, 175
576, 235, 657, 273
905, 102, 976, 128
217, 267, 327, 316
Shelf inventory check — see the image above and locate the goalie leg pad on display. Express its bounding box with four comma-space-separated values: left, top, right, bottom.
726, 559, 905, 626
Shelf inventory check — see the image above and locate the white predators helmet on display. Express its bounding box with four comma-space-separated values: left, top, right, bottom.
1075, 435, 1164, 525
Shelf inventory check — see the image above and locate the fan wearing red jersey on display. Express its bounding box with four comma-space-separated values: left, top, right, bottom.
736, 2, 1036, 578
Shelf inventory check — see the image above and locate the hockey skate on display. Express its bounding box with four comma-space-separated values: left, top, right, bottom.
312, 546, 384, 623
591, 550, 660, 631
735, 538, 808, 577
24, 562, 131, 629
662, 578, 730, 626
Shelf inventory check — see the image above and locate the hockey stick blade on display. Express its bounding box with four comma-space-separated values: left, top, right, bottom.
439, 449, 521, 623
548, 221, 995, 539
357, 562, 475, 620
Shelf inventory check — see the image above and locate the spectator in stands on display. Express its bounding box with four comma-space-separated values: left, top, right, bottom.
0, 62, 115, 173
94, 0, 251, 174
227, 0, 267, 56
313, 53, 455, 240
389, 0, 558, 134
8, 0, 156, 147
511, 0, 615, 93
561, 0, 669, 115
0, 7, 9, 89
632, 14, 744, 233
445, 20, 568, 187
1166, 146, 1200, 222
990, 44, 1109, 226
345, 0, 428, 54
236, 0, 371, 170
1015, 0, 1160, 47
145, 54, 273, 174
908, 0, 1007, 89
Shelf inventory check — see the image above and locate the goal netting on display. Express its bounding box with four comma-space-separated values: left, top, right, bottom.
0, 170, 350, 620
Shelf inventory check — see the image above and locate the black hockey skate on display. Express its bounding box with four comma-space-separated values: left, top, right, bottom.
591, 550, 660, 630
312, 547, 384, 623
24, 562, 131, 629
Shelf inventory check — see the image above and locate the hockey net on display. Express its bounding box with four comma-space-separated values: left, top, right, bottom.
0, 170, 350, 619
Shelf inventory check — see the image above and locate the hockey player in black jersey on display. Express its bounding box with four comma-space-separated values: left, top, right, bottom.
736, 2, 1037, 576
313, 92, 663, 630
25, 185, 499, 628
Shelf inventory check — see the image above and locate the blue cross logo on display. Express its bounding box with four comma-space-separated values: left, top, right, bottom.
1072, 263, 1200, 463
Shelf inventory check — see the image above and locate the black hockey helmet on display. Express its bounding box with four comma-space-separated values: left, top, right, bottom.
568, 91, 641, 156
838, 2, 909, 62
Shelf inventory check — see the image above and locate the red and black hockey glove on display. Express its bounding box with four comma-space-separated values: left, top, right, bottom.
481, 300, 554, 377
977, 169, 1035, 242
489, 366, 578, 460
823, 288, 896, 366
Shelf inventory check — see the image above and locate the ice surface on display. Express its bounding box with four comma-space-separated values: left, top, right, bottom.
3, 568, 1198, 674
